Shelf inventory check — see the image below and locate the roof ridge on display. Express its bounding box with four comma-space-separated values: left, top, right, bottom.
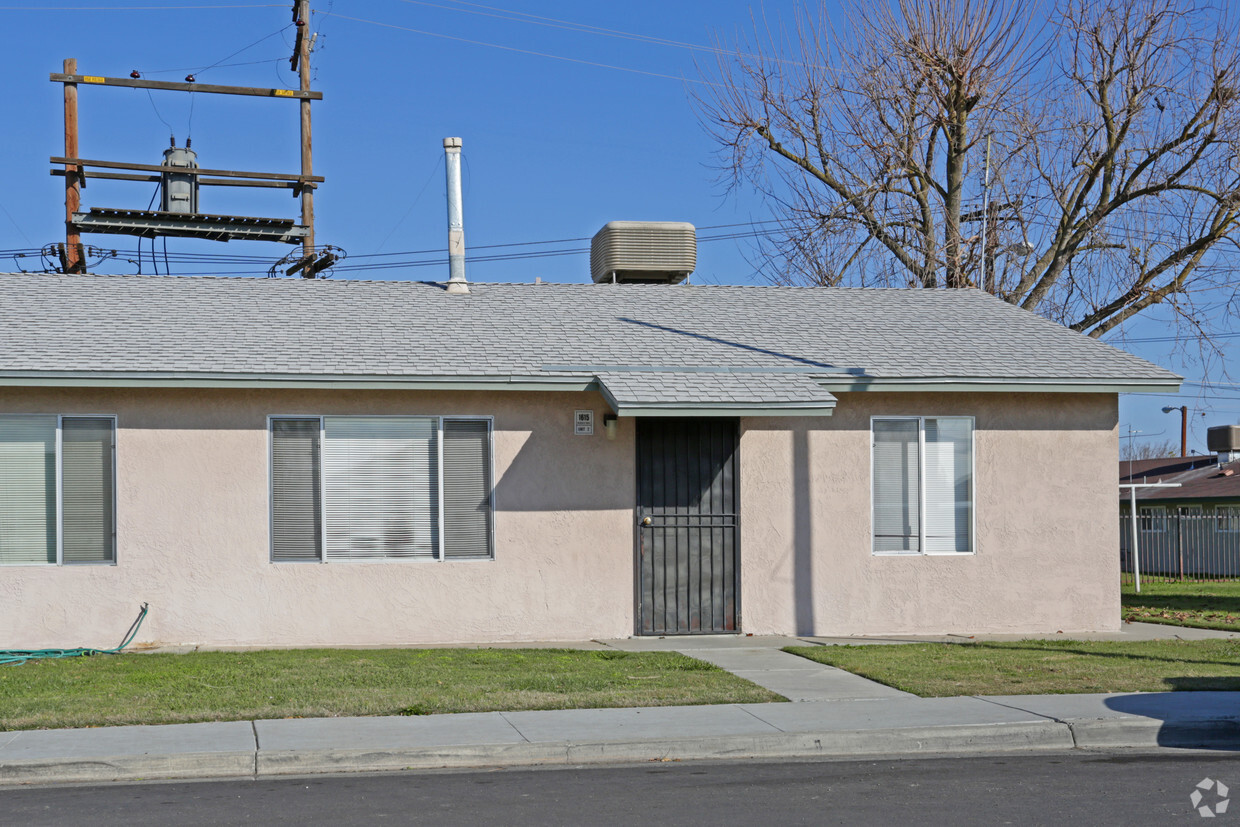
0, 272, 992, 292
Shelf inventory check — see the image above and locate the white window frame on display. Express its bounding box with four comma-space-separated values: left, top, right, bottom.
0, 413, 117, 567
267, 414, 496, 563
1138, 505, 1168, 534
870, 415, 976, 556
1215, 505, 1240, 534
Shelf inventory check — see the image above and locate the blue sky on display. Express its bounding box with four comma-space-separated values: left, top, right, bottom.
0, 0, 1234, 452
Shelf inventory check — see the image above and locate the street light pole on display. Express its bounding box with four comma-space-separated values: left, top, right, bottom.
1162, 406, 1188, 457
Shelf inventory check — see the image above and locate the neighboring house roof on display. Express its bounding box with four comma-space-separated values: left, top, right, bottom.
0, 273, 1180, 414
1119, 455, 1240, 503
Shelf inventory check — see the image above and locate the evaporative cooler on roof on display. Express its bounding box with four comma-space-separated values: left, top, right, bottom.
589, 221, 696, 284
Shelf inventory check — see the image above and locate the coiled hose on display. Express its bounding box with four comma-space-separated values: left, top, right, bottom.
0, 603, 149, 666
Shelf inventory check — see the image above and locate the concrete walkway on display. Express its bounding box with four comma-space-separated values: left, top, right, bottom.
3, 623, 1238, 786
602, 635, 914, 701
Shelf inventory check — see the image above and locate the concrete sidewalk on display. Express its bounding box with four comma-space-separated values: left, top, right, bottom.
2, 691, 1238, 786
2, 624, 1238, 786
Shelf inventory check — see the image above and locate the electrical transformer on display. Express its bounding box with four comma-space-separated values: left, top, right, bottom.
160, 141, 199, 215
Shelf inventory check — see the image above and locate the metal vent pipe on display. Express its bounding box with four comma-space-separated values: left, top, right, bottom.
443, 137, 469, 294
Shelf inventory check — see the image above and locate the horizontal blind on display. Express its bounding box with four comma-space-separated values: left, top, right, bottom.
923, 418, 972, 553
61, 417, 115, 564
442, 418, 493, 560
872, 419, 920, 553
324, 416, 438, 560
271, 418, 323, 562
0, 415, 57, 565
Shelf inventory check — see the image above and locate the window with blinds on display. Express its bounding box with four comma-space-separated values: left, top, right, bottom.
872, 417, 973, 555
872, 419, 920, 553
442, 418, 493, 560
0, 415, 116, 566
270, 416, 494, 562
270, 418, 322, 562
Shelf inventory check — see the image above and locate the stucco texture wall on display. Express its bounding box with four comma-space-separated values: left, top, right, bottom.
0, 388, 636, 648
740, 392, 1120, 636
0, 387, 1119, 646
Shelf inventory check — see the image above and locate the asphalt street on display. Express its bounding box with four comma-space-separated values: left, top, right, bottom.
3, 751, 1239, 825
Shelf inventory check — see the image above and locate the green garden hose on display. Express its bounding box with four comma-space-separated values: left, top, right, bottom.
0, 603, 149, 666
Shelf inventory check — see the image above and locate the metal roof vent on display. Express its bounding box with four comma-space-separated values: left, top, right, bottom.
1208, 425, 1240, 462
590, 221, 696, 284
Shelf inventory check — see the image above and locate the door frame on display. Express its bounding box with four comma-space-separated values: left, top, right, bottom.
632, 417, 741, 636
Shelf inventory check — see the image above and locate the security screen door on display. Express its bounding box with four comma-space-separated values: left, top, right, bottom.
636, 418, 739, 635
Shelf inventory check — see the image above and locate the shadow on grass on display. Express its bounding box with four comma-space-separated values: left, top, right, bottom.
789, 640, 1240, 674
1160, 677, 1240, 691
958, 641, 1240, 670
1121, 594, 1240, 615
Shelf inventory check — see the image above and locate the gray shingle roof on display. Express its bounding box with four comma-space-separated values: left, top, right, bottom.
1120, 456, 1240, 502
596, 371, 837, 413
0, 274, 1179, 402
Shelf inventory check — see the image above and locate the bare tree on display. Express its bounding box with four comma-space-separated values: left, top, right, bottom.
698, 0, 1240, 344
1121, 438, 1181, 460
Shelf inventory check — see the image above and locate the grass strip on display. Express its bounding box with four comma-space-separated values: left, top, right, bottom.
0, 648, 782, 731
784, 639, 1240, 697
1121, 580, 1240, 632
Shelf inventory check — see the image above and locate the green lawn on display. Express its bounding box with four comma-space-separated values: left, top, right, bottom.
1121, 580, 1240, 631
784, 639, 1240, 697
0, 648, 783, 731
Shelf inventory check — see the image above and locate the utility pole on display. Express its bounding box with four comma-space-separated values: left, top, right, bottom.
979, 134, 992, 293
50, 7, 329, 276
63, 58, 83, 274
293, 0, 314, 264
983, 201, 999, 295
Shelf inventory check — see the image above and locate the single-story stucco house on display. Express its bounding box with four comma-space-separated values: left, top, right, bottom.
1119, 447, 1240, 578
0, 270, 1180, 648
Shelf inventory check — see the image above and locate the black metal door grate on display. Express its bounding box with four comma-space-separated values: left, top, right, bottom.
637, 418, 739, 634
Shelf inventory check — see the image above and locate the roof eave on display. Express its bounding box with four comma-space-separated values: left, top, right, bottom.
0, 372, 1181, 397
611, 403, 836, 417
819, 376, 1182, 394
0, 371, 599, 392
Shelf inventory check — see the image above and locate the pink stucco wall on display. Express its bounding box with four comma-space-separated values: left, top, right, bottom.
740, 392, 1120, 636
0, 388, 637, 648
0, 387, 1119, 646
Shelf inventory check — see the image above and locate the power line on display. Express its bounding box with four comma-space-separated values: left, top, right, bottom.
315, 10, 715, 86
1108, 331, 1240, 344
374, 158, 443, 253
397, 0, 735, 58
0, 4, 282, 9
397, 0, 827, 71
139, 23, 291, 77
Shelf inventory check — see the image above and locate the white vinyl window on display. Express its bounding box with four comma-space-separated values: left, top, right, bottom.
1138, 506, 1168, 533
872, 417, 974, 555
1216, 506, 1240, 533
0, 415, 116, 566
269, 415, 494, 562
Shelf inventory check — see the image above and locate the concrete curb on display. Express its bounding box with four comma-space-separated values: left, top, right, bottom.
0, 751, 255, 785
257, 721, 1075, 777
3, 718, 1239, 786
1069, 718, 1240, 750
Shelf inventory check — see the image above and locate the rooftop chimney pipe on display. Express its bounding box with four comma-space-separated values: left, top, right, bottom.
443, 137, 469, 295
